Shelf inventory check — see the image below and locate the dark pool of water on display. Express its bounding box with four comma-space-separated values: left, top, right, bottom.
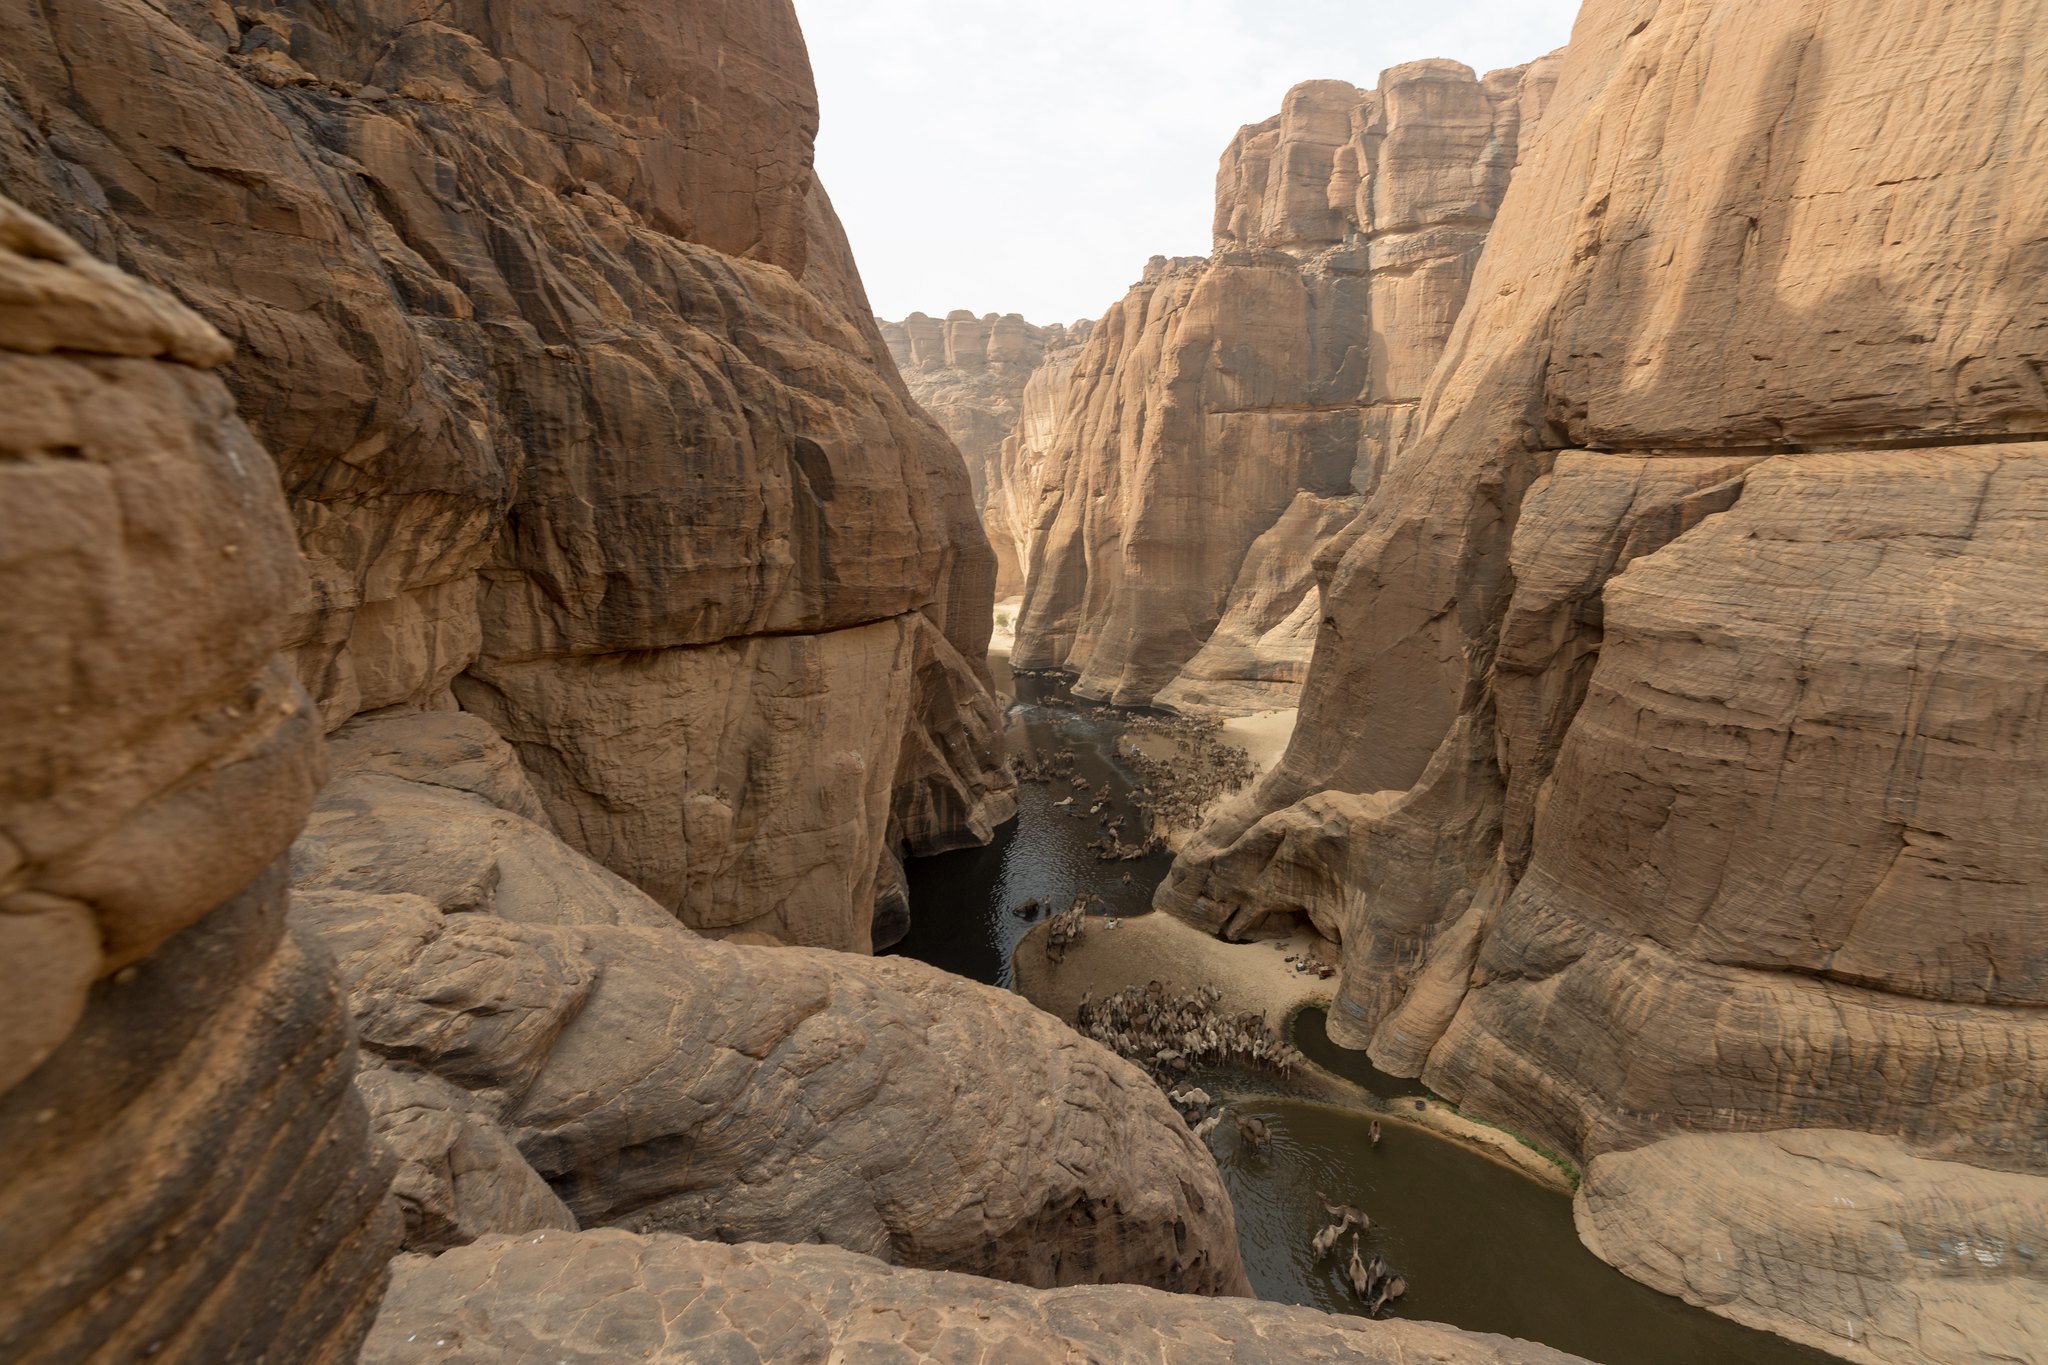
1217, 1098, 1842, 1365
891, 673, 1171, 987
897, 684, 1845, 1365
1292, 1005, 1437, 1102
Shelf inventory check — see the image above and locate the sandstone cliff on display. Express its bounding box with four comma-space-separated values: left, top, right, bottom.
0, 186, 1259, 1364
1009, 60, 1560, 710
1161, 2, 2048, 1359
882, 310, 1092, 597
0, 0, 1013, 952
0, 195, 399, 1365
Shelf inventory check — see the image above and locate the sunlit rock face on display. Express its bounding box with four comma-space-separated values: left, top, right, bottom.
0, 0, 1288, 1350
0, 194, 400, 1365
882, 311, 1094, 598
1161, 1, 2048, 1358
1007, 58, 1561, 711
0, 0, 1013, 951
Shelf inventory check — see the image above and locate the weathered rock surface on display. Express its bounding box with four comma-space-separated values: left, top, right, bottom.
1010, 60, 1560, 709
297, 711, 1251, 1297
0, 0, 1012, 950
363, 1231, 1591, 1365
883, 311, 1091, 597
1578, 1130, 2048, 1365
0, 195, 398, 1363
1162, 1, 2048, 1357
1155, 490, 1365, 714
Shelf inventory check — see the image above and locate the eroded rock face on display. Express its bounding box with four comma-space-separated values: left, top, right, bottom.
0, 0, 1012, 950
0, 196, 398, 1363
1008, 60, 1560, 710
363, 1231, 1590, 1365
1161, 1, 2048, 1356
297, 712, 1251, 1297
1578, 1131, 2048, 1365
882, 311, 1092, 598
1154, 491, 1366, 715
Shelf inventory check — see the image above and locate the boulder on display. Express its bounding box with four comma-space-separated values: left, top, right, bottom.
298, 713, 1252, 1297
0, 194, 398, 1364
362, 1231, 1590, 1365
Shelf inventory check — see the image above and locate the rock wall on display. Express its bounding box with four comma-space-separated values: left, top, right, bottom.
364, 1232, 1590, 1365
294, 710, 1251, 1297
0, 196, 399, 1364
1009, 60, 1560, 709
0, 0, 1268, 1349
0, 0, 1013, 952
881, 310, 1092, 597
1161, 1, 2048, 1358
0, 183, 1253, 1363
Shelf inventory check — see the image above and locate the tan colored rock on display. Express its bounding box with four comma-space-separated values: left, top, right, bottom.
1011, 59, 1559, 709
1163, 3, 2048, 1357
296, 712, 1250, 1296
882, 311, 1092, 596
1426, 448, 2048, 1163
459, 617, 919, 946
0, 0, 1012, 951
362, 1231, 1592, 1365
1156, 490, 1365, 715
0, 195, 397, 1363
1578, 1131, 2048, 1365
356, 1065, 579, 1255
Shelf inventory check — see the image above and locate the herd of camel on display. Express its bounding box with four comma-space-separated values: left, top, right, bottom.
1010, 689, 1407, 1318
1229, 1117, 1410, 1316
1314, 1191, 1410, 1316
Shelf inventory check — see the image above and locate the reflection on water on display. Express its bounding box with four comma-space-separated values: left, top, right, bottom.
891, 674, 1170, 986
898, 681, 1845, 1365
1219, 1099, 1842, 1365
1291, 1006, 1435, 1102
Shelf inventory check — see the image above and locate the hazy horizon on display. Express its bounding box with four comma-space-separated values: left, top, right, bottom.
797, 0, 1582, 326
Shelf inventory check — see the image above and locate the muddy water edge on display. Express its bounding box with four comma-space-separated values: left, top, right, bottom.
892, 677, 1843, 1365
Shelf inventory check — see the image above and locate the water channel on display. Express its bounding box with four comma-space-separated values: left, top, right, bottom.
895, 675, 1845, 1365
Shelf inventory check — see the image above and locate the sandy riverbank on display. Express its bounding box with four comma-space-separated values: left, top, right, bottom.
1012, 911, 1572, 1192
1122, 706, 1297, 850
1219, 707, 1295, 773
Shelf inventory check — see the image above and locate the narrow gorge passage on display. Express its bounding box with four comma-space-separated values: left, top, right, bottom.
900, 686, 1845, 1365
892, 672, 1172, 984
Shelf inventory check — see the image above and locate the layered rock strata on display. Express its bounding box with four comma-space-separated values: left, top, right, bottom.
0, 196, 398, 1364
294, 710, 1251, 1295
363, 1231, 1590, 1365
1010, 60, 1560, 709
1162, 1, 2048, 1358
882, 311, 1092, 597
0, 0, 1013, 951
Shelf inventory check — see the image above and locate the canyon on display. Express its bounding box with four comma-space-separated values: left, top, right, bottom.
882, 310, 1092, 599
1146, 3, 2043, 1361
944, 54, 1563, 714
0, 0, 2041, 1363
0, 0, 1581, 1362
881, 2, 2048, 1362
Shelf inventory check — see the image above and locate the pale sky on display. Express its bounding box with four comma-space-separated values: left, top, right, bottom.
796, 1, 1583, 325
